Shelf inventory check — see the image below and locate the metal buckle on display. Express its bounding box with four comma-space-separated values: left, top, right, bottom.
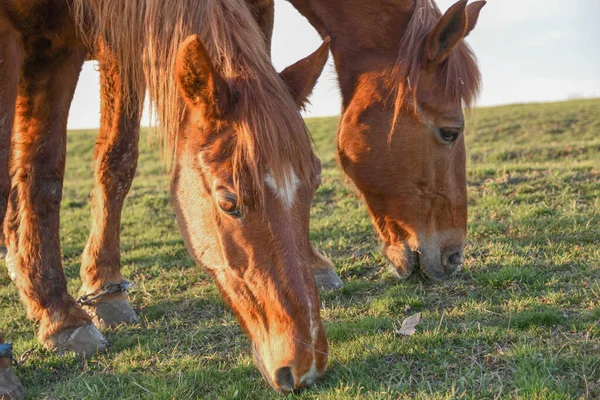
76, 280, 133, 307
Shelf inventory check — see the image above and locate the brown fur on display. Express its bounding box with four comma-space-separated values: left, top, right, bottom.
287, 0, 484, 280
0, 9, 24, 256
1, 0, 92, 343
171, 34, 329, 390
1, 0, 329, 391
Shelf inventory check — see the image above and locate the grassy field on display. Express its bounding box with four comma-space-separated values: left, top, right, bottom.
1, 98, 599, 399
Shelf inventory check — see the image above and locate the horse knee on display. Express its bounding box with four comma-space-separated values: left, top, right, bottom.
101, 141, 139, 189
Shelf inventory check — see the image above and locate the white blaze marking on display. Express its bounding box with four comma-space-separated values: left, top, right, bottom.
265, 168, 299, 209
266, 167, 318, 380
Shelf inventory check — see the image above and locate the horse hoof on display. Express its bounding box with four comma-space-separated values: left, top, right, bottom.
45, 324, 108, 356
0, 362, 26, 400
85, 298, 139, 329
314, 267, 344, 291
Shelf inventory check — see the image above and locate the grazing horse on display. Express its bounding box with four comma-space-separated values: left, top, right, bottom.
0, 0, 331, 393
286, 0, 485, 280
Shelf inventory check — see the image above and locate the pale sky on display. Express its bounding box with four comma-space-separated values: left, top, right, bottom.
67, 0, 600, 129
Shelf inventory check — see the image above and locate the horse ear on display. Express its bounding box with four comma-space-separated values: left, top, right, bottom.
426, 0, 469, 64
279, 38, 330, 108
465, 1, 486, 37
176, 35, 231, 118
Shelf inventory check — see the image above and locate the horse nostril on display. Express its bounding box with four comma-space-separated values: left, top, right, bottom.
449, 252, 463, 265
274, 366, 295, 392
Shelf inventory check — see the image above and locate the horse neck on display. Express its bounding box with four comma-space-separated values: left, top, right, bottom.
299, 0, 415, 104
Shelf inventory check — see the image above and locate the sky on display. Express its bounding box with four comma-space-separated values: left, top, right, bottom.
67, 0, 600, 129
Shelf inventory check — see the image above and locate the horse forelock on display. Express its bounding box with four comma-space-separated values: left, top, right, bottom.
392, 0, 481, 123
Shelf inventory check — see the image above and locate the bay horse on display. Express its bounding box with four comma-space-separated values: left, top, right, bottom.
286, 0, 485, 281
0, 0, 330, 393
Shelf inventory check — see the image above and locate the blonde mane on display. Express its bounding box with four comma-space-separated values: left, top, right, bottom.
71, 0, 314, 196
393, 0, 481, 118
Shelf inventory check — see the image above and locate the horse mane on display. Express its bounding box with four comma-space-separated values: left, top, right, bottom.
392, 0, 481, 121
71, 0, 314, 198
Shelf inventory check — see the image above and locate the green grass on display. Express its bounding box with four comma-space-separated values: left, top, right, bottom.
1, 98, 599, 399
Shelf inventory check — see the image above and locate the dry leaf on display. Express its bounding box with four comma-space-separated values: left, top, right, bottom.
395, 312, 422, 336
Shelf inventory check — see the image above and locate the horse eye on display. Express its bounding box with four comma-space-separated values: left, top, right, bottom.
217, 196, 241, 217
438, 128, 460, 144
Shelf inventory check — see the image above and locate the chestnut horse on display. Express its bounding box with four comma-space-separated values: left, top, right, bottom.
0, 0, 330, 393
286, 0, 484, 280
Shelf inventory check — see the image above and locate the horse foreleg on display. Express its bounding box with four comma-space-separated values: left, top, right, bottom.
0, 23, 24, 262
0, 23, 27, 400
79, 40, 143, 328
6, 43, 107, 355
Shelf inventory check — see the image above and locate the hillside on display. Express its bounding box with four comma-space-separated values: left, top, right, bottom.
1, 99, 599, 399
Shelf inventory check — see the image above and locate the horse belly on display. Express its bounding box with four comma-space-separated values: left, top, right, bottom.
1, 0, 80, 58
